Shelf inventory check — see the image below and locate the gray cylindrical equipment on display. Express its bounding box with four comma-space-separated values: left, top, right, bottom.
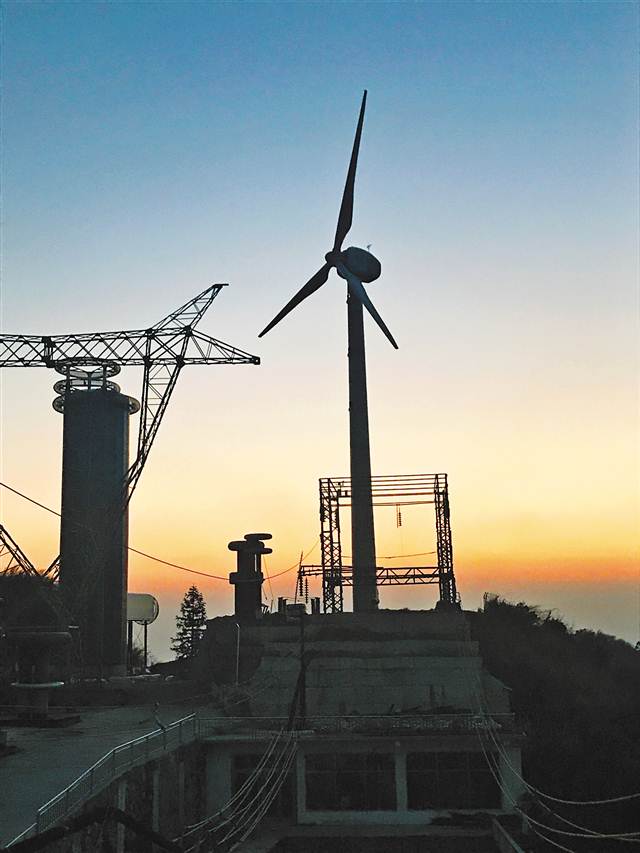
57, 383, 138, 674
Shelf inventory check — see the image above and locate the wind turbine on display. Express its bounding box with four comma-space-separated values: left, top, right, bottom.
259, 90, 397, 613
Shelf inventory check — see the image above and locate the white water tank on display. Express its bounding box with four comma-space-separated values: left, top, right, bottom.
126, 593, 159, 625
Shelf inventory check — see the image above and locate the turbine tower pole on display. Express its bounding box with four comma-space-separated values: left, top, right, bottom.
347, 292, 378, 611
259, 90, 396, 614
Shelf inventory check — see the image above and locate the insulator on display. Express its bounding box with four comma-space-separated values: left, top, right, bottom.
304, 578, 309, 604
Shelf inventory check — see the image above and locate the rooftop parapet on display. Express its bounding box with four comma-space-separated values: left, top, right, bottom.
199, 713, 521, 738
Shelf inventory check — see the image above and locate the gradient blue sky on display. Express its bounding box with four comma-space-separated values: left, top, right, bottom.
0, 1, 638, 659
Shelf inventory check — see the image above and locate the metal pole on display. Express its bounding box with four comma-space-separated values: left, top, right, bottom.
235, 623, 240, 686
300, 610, 306, 727
143, 622, 148, 671
127, 621, 133, 675
347, 291, 378, 612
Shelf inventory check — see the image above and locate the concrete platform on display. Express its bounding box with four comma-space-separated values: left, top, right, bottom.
0, 700, 214, 846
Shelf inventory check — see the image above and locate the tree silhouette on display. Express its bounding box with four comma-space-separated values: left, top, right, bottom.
471, 595, 640, 836
171, 585, 207, 661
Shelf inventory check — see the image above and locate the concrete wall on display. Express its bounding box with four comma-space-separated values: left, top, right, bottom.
204, 734, 521, 829
201, 609, 524, 837
251, 646, 486, 716
207, 610, 511, 718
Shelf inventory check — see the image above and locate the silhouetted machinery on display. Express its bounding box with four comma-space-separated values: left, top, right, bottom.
229, 533, 271, 622
0, 286, 259, 673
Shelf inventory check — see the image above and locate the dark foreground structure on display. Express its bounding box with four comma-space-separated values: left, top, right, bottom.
57, 385, 138, 674
192, 606, 524, 850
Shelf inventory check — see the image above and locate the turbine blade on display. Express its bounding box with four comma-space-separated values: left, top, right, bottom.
345, 270, 398, 350
259, 263, 330, 338
333, 90, 367, 252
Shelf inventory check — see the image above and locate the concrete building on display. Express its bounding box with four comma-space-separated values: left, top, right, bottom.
199, 608, 525, 846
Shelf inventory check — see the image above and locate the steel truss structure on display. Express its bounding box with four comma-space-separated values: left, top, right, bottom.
0, 524, 39, 577
0, 285, 260, 581
300, 474, 458, 613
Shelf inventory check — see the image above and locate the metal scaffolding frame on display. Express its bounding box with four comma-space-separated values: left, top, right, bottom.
300, 474, 458, 613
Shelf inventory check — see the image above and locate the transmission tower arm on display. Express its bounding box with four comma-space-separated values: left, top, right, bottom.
0, 524, 39, 577
0, 284, 260, 578
0, 283, 259, 501
151, 283, 224, 330
0, 286, 260, 369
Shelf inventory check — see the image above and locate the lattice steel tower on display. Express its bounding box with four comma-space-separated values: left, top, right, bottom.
301, 473, 459, 613
0, 285, 259, 672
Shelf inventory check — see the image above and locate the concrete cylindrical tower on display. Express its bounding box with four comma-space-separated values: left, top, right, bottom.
55, 370, 138, 675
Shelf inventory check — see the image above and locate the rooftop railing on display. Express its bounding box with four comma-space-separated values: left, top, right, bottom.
8, 710, 518, 846
199, 712, 518, 737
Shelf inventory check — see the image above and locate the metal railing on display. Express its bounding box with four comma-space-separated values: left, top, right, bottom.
8, 714, 197, 846
9, 711, 520, 846
199, 712, 517, 737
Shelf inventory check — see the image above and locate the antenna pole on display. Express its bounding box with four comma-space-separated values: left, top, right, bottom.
347, 290, 378, 612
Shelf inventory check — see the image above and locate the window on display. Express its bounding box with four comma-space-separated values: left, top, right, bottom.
407, 752, 500, 810
305, 752, 396, 811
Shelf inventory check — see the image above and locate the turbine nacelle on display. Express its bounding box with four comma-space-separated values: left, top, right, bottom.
329, 247, 381, 284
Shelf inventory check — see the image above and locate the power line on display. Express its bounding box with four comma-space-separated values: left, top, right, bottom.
0, 481, 60, 518
464, 640, 640, 809
341, 550, 436, 559
0, 479, 317, 583
383, 550, 437, 559
269, 540, 319, 580
458, 624, 640, 841
474, 720, 640, 842
129, 548, 228, 580
528, 826, 576, 853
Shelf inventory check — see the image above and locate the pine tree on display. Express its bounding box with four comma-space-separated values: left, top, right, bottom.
171, 585, 207, 660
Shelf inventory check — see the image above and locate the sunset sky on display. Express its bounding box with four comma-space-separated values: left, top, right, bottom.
0, 1, 637, 660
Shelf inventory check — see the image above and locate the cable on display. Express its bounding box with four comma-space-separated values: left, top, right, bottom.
465, 640, 640, 810
129, 548, 228, 580
460, 618, 640, 814
219, 736, 296, 845
0, 480, 60, 517
382, 550, 437, 559
180, 728, 285, 838
474, 720, 640, 842
0, 479, 318, 583
217, 741, 291, 841
477, 694, 640, 840
528, 825, 577, 852
229, 741, 297, 847
341, 550, 436, 559
268, 540, 319, 580
182, 731, 295, 850
460, 625, 640, 842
